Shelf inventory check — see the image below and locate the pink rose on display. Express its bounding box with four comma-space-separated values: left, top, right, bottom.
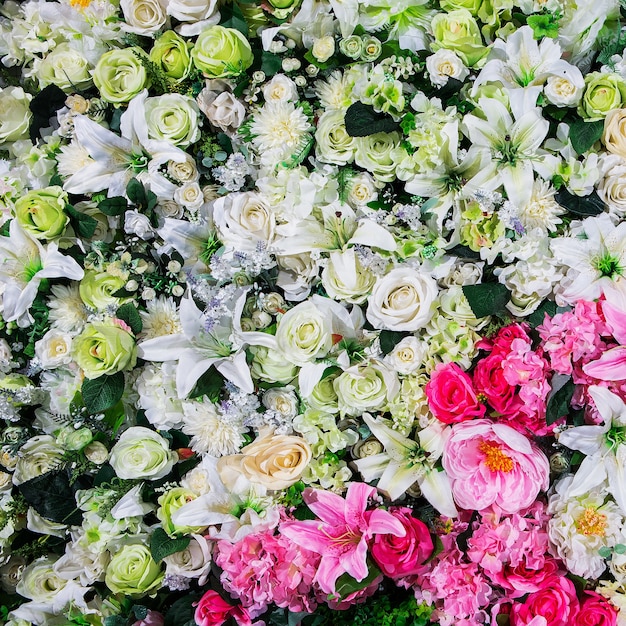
473, 354, 522, 417
574, 591, 618, 626
491, 558, 561, 597
195, 590, 252, 626
370, 506, 434, 578
442, 420, 549, 514
510, 575, 579, 626
425, 362, 486, 424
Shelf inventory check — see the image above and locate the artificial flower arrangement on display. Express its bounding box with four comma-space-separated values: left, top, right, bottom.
2, 0, 626, 624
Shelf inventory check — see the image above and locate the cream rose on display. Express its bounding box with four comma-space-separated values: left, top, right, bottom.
322, 249, 375, 304
334, 361, 399, 416
174, 182, 205, 210
262, 387, 299, 419
545, 74, 584, 107
312, 36, 335, 63
383, 336, 426, 375
34, 329, 73, 368
346, 172, 378, 207
603, 108, 626, 159
366, 266, 438, 331
168, 156, 198, 183
217, 433, 312, 490
315, 109, 356, 165
598, 155, 626, 216
197, 88, 245, 134
12, 436, 65, 485
167, 0, 220, 36
0, 87, 32, 145
426, 49, 469, 87
163, 534, 212, 585
262, 74, 298, 103
120, 0, 168, 35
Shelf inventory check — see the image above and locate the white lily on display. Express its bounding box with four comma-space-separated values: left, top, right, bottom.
558, 385, 626, 516
61, 90, 187, 199
137, 289, 276, 397
0, 220, 84, 327
354, 413, 457, 517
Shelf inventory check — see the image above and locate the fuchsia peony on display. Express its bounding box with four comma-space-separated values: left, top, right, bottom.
442, 420, 549, 514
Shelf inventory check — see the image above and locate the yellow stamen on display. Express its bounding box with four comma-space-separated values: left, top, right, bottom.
576, 507, 608, 537
70, 0, 91, 8
479, 440, 514, 473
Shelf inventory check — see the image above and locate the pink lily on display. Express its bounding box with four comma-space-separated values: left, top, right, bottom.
583, 298, 626, 380
280, 482, 405, 595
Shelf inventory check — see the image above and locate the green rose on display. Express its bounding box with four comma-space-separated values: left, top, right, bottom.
440, 0, 483, 16
0, 87, 32, 145
191, 25, 254, 78
431, 9, 489, 68
73, 320, 137, 379
339, 35, 363, 59
79, 269, 127, 310
578, 71, 626, 121
354, 131, 401, 183
249, 346, 299, 384
38, 43, 92, 92
157, 487, 204, 536
56, 426, 93, 451
92, 47, 150, 105
150, 31, 192, 82
14, 186, 69, 240
334, 363, 394, 416
105, 544, 164, 597
144, 93, 201, 147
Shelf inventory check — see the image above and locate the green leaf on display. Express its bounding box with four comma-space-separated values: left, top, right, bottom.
104, 617, 127, 626
127, 178, 147, 207
164, 594, 201, 626
599, 546, 614, 558
569, 118, 604, 154
116, 302, 143, 335
555, 188, 606, 217
527, 299, 558, 328
82, 371, 126, 415
334, 563, 382, 600
261, 51, 283, 77
220, 2, 248, 35
379, 330, 409, 355
188, 365, 224, 401
65, 204, 98, 239
546, 374, 574, 425
462, 283, 511, 318
615, 543, 626, 554
18, 470, 83, 525
527, 12, 560, 38
150, 527, 191, 562
98, 196, 128, 217
344, 102, 400, 137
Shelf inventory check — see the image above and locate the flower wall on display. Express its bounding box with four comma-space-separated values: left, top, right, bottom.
1, 0, 626, 625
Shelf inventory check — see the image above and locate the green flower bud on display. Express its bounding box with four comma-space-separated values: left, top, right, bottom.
149, 31, 192, 82
360, 36, 382, 62
92, 47, 150, 105
191, 25, 254, 78
14, 186, 69, 240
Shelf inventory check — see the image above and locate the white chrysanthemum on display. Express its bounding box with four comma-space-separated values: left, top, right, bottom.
548, 475, 625, 579
56, 142, 95, 178
136, 362, 185, 430
182, 401, 246, 457
517, 179, 565, 233
140, 296, 182, 340
314, 70, 355, 110
250, 101, 312, 164
47, 284, 88, 332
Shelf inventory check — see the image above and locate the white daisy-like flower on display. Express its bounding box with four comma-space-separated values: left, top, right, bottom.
182, 401, 247, 457
47, 283, 88, 333
314, 70, 355, 110
517, 179, 566, 233
139, 295, 182, 340
55, 142, 94, 178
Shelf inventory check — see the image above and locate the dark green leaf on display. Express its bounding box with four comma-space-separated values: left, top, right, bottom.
424, 534, 444, 564
98, 196, 128, 217
19, 470, 83, 525
462, 283, 511, 318
132, 606, 149, 621
29, 84, 66, 142
151, 527, 190, 562
82, 371, 125, 415
219, 2, 248, 35
527, 299, 558, 328
555, 188, 606, 217
546, 375, 574, 425
127, 178, 147, 207
188, 365, 223, 401
65, 204, 98, 239
49, 173, 63, 187
344, 102, 400, 137
164, 594, 201, 626
216, 132, 233, 155
260, 51, 283, 77
116, 302, 143, 335
496, 615, 510, 626
447, 244, 482, 260
569, 118, 604, 154
433, 77, 464, 101
104, 617, 127, 626
109, 108, 122, 133
379, 330, 409, 355
93, 463, 116, 486
334, 562, 382, 599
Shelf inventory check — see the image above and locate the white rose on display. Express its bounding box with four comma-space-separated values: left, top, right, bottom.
168, 156, 199, 183
598, 155, 626, 216
84, 441, 109, 464
144, 93, 201, 147
34, 329, 73, 369
213, 191, 276, 251
262, 386, 299, 419
37, 44, 92, 91
250, 346, 298, 384
174, 182, 205, 210
334, 361, 399, 416
545, 74, 584, 107
384, 336, 426, 375
603, 108, 626, 158
367, 266, 438, 331
610, 552, 626, 583
167, 0, 220, 35
347, 172, 378, 207
197, 89, 245, 134
312, 36, 335, 63
0, 87, 32, 145
109, 426, 177, 480
13, 436, 65, 485
276, 253, 320, 301
439, 261, 483, 287
262, 74, 298, 103
121, 0, 168, 35
315, 109, 356, 165
163, 534, 212, 584
16, 558, 68, 604
426, 49, 469, 87
124, 209, 155, 240
322, 249, 375, 304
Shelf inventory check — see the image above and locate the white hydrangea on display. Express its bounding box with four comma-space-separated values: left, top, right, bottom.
136, 362, 185, 431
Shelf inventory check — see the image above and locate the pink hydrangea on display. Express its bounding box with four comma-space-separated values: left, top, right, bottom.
442, 420, 550, 514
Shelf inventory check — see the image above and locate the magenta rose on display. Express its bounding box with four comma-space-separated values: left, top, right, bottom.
370, 506, 434, 578
491, 557, 561, 597
510, 575, 579, 626
473, 354, 522, 417
195, 590, 252, 626
574, 591, 618, 626
425, 362, 486, 424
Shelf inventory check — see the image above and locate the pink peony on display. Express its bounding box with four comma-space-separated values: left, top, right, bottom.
510, 575, 579, 626
370, 506, 433, 578
425, 362, 486, 424
574, 591, 618, 626
194, 590, 252, 626
442, 420, 549, 514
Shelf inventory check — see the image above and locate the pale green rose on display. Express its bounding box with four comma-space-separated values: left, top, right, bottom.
0, 87, 32, 144
305, 374, 339, 413
431, 9, 489, 68
578, 72, 626, 121
79, 269, 127, 310
334, 363, 393, 416
315, 109, 356, 165
56, 426, 93, 451
249, 345, 298, 383
38, 43, 92, 91
12, 435, 65, 485
144, 93, 201, 147
339, 35, 363, 59
92, 47, 150, 105
109, 426, 177, 480
14, 186, 69, 240
150, 30, 193, 82
72, 321, 137, 379
361, 36, 382, 62
354, 131, 401, 183
321, 249, 376, 304
15, 558, 68, 603
441, 0, 483, 16
105, 544, 164, 597
157, 487, 204, 536
192, 25, 254, 78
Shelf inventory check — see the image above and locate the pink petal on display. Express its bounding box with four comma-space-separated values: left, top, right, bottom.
344, 482, 376, 530
583, 347, 626, 381
339, 537, 369, 582
279, 520, 334, 555
603, 300, 626, 344
303, 488, 346, 526
313, 555, 344, 594
367, 508, 406, 537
